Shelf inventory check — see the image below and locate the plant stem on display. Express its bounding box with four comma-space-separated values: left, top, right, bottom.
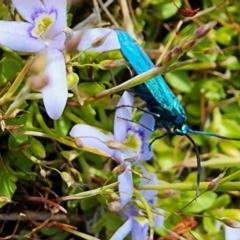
85, 59, 196, 104
138, 181, 240, 192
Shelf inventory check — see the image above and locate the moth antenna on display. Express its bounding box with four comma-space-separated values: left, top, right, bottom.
185, 134, 201, 199
188, 129, 240, 141
148, 133, 168, 150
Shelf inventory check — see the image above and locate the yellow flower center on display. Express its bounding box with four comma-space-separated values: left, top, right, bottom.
31, 14, 54, 40
123, 132, 141, 151
121, 132, 142, 163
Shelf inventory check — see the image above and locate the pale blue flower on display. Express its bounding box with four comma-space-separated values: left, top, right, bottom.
110, 169, 165, 240
0, 0, 68, 119
138, 166, 165, 228
77, 28, 120, 52
70, 91, 155, 206
110, 204, 149, 240
225, 226, 240, 240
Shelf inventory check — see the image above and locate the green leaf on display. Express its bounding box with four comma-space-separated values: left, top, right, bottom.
8, 133, 28, 148
40, 227, 59, 236
153, 0, 181, 20
0, 164, 17, 208
6, 151, 37, 181
187, 38, 218, 63
203, 212, 219, 234
219, 141, 240, 157
182, 192, 217, 213
166, 71, 191, 93
54, 114, 71, 136
27, 137, 46, 159
220, 209, 240, 221
185, 103, 201, 118
1, 57, 22, 80
215, 26, 238, 45
80, 197, 98, 211
219, 56, 240, 70
211, 194, 231, 208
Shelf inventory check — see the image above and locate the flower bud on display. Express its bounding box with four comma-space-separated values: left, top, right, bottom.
98, 59, 126, 70
112, 164, 127, 176
60, 150, 79, 161
40, 169, 47, 178
194, 21, 217, 39
165, 46, 183, 65
109, 193, 120, 202
172, 46, 183, 56
29, 74, 49, 90
74, 138, 83, 148
30, 53, 48, 74
162, 46, 183, 66
162, 52, 172, 65
65, 30, 84, 51
108, 201, 122, 212
220, 218, 240, 228
181, 40, 196, 52
207, 172, 225, 191
29, 138, 46, 159
91, 32, 111, 48
61, 171, 74, 187
67, 72, 79, 89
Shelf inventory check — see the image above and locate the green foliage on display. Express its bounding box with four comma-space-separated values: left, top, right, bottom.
0, 0, 240, 239
0, 164, 17, 208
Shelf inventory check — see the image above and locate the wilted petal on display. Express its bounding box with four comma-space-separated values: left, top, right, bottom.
114, 91, 134, 142
69, 124, 115, 156
43, 48, 67, 119
43, 0, 67, 32
77, 28, 120, 52
118, 164, 133, 207
0, 21, 45, 52
12, 0, 44, 23
131, 217, 149, 240
225, 226, 240, 240
110, 217, 133, 240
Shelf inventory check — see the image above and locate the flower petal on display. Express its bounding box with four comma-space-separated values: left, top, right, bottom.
139, 170, 158, 200
77, 28, 120, 52
110, 217, 133, 240
154, 208, 165, 229
225, 226, 240, 240
131, 218, 149, 240
69, 124, 115, 156
118, 164, 133, 207
136, 112, 155, 161
12, 0, 45, 23
50, 32, 65, 50
0, 21, 45, 52
114, 91, 134, 142
43, 0, 67, 32
140, 143, 153, 161
42, 48, 67, 119
138, 112, 155, 140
